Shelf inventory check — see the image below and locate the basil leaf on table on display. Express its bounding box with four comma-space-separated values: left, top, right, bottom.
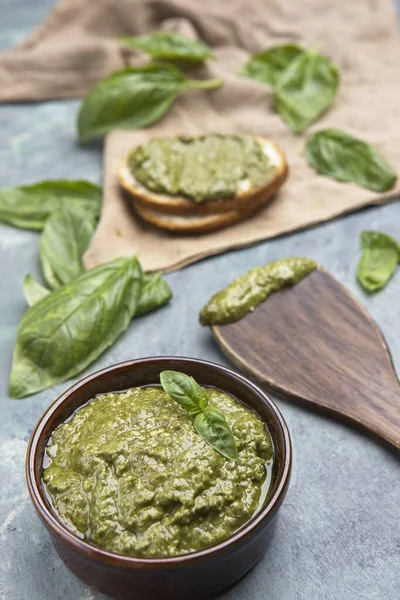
23, 274, 50, 306
136, 273, 172, 317
357, 231, 400, 292
121, 31, 214, 63
78, 63, 222, 142
0, 180, 101, 230
9, 257, 143, 399
305, 129, 398, 192
160, 370, 208, 414
39, 204, 98, 289
275, 50, 339, 133
194, 407, 239, 460
240, 44, 303, 86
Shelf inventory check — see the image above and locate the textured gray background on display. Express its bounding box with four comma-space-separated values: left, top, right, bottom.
0, 1, 399, 599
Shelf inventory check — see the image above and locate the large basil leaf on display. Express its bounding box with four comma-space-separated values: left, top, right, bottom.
160, 370, 208, 415
40, 205, 98, 289
240, 44, 303, 86
136, 273, 172, 317
23, 274, 50, 306
9, 257, 142, 399
275, 50, 339, 133
0, 180, 101, 230
77, 63, 222, 142
357, 231, 400, 292
121, 31, 213, 63
194, 407, 238, 460
305, 129, 398, 192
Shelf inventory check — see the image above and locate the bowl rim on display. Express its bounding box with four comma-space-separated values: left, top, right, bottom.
26, 356, 291, 569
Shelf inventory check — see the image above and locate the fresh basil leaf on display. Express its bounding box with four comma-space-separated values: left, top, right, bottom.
194, 407, 238, 460
357, 231, 400, 292
0, 180, 101, 230
305, 129, 398, 192
275, 50, 339, 133
240, 44, 303, 86
39, 204, 98, 289
160, 370, 208, 415
78, 63, 222, 142
23, 274, 50, 307
121, 31, 214, 63
135, 273, 172, 317
9, 257, 143, 399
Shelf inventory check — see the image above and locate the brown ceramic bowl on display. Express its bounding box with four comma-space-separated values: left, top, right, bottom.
26, 357, 291, 600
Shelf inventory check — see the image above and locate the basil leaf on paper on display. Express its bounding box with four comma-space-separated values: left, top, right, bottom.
9, 257, 142, 399
23, 274, 50, 307
160, 370, 208, 415
240, 44, 303, 86
121, 31, 214, 63
136, 273, 172, 317
275, 50, 339, 133
305, 129, 398, 192
0, 180, 101, 230
194, 407, 239, 460
357, 231, 400, 292
78, 63, 222, 142
39, 204, 98, 289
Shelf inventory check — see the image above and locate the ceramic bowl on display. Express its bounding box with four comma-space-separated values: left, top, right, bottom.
26, 356, 291, 600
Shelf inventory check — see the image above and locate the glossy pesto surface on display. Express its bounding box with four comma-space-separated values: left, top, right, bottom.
200, 257, 317, 326
43, 386, 273, 558
128, 134, 274, 203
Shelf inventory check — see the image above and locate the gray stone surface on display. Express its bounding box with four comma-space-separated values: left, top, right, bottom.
0, 2, 399, 599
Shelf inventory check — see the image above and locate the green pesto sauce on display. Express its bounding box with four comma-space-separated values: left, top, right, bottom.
43, 386, 273, 558
200, 257, 317, 326
128, 134, 275, 203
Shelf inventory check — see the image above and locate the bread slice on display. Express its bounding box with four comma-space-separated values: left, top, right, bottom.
118, 136, 288, 217
133, 189, 273, 234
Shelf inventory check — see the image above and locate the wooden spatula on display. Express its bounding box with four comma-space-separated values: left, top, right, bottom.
211, 268, 400, 450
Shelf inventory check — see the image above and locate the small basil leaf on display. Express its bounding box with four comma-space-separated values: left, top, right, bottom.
0, 180, 101, 230
240, 44, 303, 86
194, 407, 238, 460
78, 64, 187, 142
9, 257, 143, 399
160, 370, 208, 415
305, 129, 398, 192
39, 204, 98, 289
275, 50, 339, 133
135, 273, 172, 317
357, 231, 400, 292
121, 31, 214, 63
23, 274, 50, 307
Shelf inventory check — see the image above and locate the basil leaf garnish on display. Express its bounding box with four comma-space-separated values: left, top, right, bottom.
194, 407, 239, 460
121, 31, 214, 63
0, 180, 101, 231
160, 370, 208, 415
240, 44, 303, 86
9, 257, 142, 399
23, 274, 50, 307
275, 50, 339, 133
160, 371, 238, 459
77, 63, 222, 142
136, 273, 172, 317
305, 129, 398, 192
357, 231, 400, 292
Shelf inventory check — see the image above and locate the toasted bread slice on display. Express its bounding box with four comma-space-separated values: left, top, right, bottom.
133, 190, 273, 234
118, 136, 288, 217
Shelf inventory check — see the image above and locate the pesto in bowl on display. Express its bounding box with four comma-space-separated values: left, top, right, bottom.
42, 384, 273, 559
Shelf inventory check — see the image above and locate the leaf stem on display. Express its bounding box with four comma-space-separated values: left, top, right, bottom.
186, 78, 223, 90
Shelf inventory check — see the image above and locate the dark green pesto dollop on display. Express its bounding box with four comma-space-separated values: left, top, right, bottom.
128, 134, 275, 203
200, 257, 317, 326
43, 386, 273, 558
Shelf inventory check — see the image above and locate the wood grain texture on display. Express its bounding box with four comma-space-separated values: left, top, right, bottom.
212, 269, 400, 449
